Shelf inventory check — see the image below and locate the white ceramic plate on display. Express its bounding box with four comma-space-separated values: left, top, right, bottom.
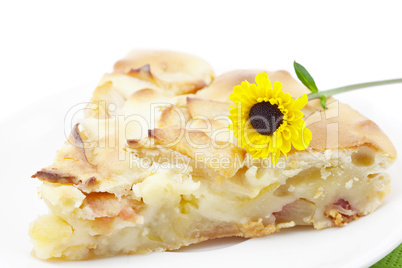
0, 85, 401, 268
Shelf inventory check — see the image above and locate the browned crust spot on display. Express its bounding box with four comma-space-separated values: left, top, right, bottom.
114, 50, 214, 95
71, 123, 84, 145
86, 176, 97, 186
324, 209, 359, 227
127, 139, 144, 149
68, 124, 95, 166
195, 220, 279, 241
31, 170, 76, 184
183, 80, 208, 94
126, 64, 158, 85
240, 221, 277, 238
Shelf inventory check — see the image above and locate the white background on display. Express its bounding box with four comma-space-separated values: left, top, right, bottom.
1, 1, 402, 267
1, 0, 401, 124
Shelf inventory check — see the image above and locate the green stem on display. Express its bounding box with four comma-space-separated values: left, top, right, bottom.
307, 78, 402, 100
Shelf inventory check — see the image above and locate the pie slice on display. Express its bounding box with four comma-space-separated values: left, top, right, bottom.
29, 49, 396, 260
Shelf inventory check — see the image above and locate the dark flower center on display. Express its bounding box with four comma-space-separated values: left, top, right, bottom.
248, 101, 284, 135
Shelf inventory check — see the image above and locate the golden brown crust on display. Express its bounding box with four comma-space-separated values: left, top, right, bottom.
69, 124, 94, 165
33, 133, 136, 191
113, 49, 214, 95
186, 97, 231, 119
126, 87, 171, 103
82, 192, 140, 220
85, 82, 125, 118
126, 64, 158, 85
148, 128, 246, 178
196, 69, 309, 103
240, 221, 277, 238
324, 209, 359, 227
35, 68, 396, 187
98, 73, 162, 99
304, 100, 397, 159
159, 104, 191, 128
194, 220, 290, 242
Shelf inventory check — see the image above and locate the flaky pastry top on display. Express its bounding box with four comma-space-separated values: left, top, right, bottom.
32, 50, 397, 191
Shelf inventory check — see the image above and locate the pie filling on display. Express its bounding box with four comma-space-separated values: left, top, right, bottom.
29, 145, 391, 260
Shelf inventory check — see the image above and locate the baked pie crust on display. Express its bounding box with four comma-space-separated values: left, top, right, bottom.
29, 49, 396, 260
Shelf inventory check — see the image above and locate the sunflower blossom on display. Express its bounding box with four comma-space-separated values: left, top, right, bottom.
229, 72, 312, 165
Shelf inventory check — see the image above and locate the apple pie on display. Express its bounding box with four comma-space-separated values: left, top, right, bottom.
29, 49, 396, 260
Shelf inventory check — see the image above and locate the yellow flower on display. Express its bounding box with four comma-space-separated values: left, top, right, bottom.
229, 72, 312, 165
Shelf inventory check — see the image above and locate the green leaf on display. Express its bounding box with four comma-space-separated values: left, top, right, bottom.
320, 95, 327, 109
294, 61, 319, 93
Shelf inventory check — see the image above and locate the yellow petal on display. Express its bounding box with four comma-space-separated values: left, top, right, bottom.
303, 126, 313, 145
291, 122, 311, 151
281, 93, 292, 105
274, 131, 283, 149
261, 147, 269, 157
291, 138, 305, 151
266, 89, 273, 100
282, 128, 291, 140
281, 139, 291, 154
288, 125, 299, 140
271, 149, 281, 165
272, 81, 283, 98
289, 94, 308, 111
255, 72, 272, 90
